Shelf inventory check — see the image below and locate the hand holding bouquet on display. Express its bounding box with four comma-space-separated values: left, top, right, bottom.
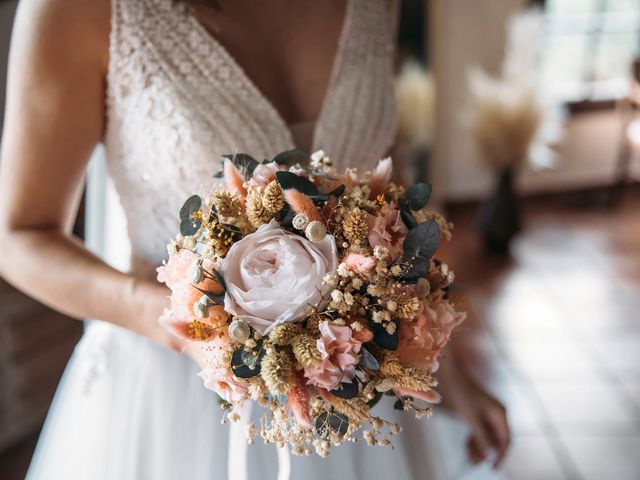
157, 150, 465, 456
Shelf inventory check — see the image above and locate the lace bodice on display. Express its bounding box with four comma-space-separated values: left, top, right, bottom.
103, 0, 398, 268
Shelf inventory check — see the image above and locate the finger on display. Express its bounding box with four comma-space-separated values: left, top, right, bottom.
483, 407, 511, 468
467, 420, 491, 465
466, 436, 486, 465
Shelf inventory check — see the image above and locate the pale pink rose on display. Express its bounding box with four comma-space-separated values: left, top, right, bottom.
397, 295, 466, 372
305, 321, 361, 390
367, 205, 409, 261
157, 250, 229, 341
251, 162, 280, 187
220, 220, 338, 334
199, 365, 248, 403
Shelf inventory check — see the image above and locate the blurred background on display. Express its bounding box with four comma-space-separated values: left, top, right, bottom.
1, 0, 639, 478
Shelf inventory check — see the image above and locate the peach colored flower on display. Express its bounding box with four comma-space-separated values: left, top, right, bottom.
305, 321, 361, 390
367, 204, 408, 262
397, 295, 466, 372
220, 221, 338, 334
344, 253, 376, 275
250, 162, 280, 187
199, 365, 248, 403
157, 249, 229, 342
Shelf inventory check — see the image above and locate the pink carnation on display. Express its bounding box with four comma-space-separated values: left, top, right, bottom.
397, 295, 466, 372
199, 365, 248, 403
305, 321, 361, 390
367, 204, 408, 261
344, 253, 376, 275
250, 162, 280, 187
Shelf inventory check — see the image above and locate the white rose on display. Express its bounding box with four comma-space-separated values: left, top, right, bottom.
219, 220, 338, 334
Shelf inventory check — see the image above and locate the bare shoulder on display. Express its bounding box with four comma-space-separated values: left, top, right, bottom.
11, 0, 111, 73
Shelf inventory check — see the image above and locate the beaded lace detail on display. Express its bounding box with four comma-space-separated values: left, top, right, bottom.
104, 0, 397, 267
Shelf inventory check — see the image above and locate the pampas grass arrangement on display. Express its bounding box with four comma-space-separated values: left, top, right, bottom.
395, 61, 436, 183
466, 7, 564, 253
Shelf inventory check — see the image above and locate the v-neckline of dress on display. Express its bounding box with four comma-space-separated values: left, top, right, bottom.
181, 0, 355, 151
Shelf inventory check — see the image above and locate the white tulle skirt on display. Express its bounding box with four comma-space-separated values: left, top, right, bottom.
26, 320, 498, 480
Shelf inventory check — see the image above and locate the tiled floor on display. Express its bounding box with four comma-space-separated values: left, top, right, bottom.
445, 187, 640, 480
0, 188, 638, 479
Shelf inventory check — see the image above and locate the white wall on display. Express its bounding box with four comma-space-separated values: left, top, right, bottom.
430, 0, 630, 201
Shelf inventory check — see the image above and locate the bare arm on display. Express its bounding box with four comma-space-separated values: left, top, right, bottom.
0, 0, 176, 349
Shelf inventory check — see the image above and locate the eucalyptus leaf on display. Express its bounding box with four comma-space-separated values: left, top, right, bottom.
275, 171, 320, 196
213, 170, 224, 179
208, 267, 227, 292
315, 411, 350, 438
400, 209, 418, 230
272, 148, 308, 166
394, 399, 404, 411
402, 183, 432, 211
179, 195, 202, 221
327, 184, 346, 197
180, 218, 201, 237
329, 381, 359, 399
231, 342, 265, 379
359, 347, 380, 370
279, 204, 296, 227
192, 285, 225, 306
366, 390, 383, 409
179, 195, 202, 236
400, 220, 440, 282
370, 320, 399, 351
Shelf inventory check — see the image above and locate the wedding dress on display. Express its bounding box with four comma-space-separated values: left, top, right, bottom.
25, 0, 453, 478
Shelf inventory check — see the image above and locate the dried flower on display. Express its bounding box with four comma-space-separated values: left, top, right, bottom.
305, 221, 327, 243
246, 187, 273, 228
229, 319, 251, 343
397, 297, 422, 320
211, 191, 243, 219
291, 334, 322, 367
263, 180, 285, 214
293, 214, 310, 230
342, 207, 369, 244
261, 348, 295, 395
268, 323, 303, 346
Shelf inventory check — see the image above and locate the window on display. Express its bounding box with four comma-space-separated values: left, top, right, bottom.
541, 0, 640, 104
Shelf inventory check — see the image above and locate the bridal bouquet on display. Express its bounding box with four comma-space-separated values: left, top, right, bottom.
157, 149, 465, 456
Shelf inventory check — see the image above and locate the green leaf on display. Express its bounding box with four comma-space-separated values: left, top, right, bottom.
275, 171, 320, 196
400, 209, 418, 230
180, 195, 202, 220
192, 285, 225, 306
315, 411, 350, 438
329, 381, 359, 399
272, 148, 308, 166
370, 320, 399, 351
179, 195, 202, 236
366, 390, 383, 409
231, 341, 265, 379
402, 183, 432, 211
401, 220, 440, 282
359, 347, 380, 370
327, 184, 346, 198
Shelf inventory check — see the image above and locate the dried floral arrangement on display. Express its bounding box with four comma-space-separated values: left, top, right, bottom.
157, 149, 466, 456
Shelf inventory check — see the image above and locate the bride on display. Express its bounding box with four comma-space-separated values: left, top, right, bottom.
0, 0, 509, 478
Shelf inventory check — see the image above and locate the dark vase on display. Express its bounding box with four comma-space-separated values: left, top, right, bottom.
477, 167, 522, 254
